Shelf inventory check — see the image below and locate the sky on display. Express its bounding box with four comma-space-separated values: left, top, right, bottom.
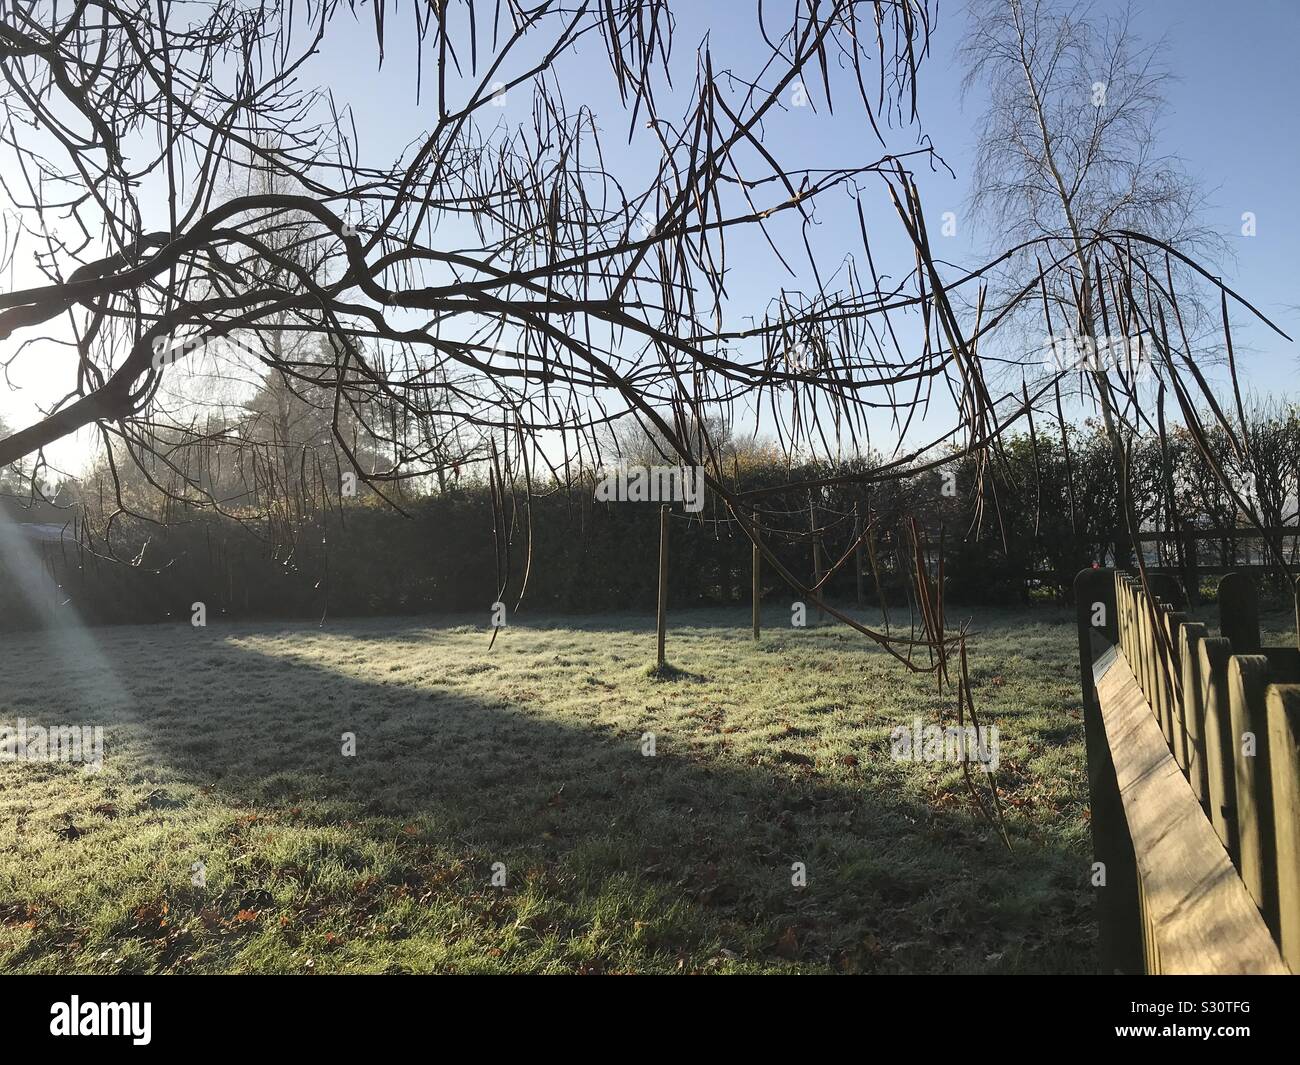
1, 0, 1297, 477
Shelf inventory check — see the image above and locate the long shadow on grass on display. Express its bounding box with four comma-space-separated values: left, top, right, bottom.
11, 624, 1096, 974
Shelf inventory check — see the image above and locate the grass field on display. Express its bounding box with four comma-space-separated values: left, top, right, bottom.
0, 602, 1107, 974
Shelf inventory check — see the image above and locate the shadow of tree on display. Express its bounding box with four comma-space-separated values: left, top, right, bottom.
75, 632, 1096, 974
1, 610, 1096, 974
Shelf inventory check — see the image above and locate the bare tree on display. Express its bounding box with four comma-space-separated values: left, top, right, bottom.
963, 0, 1220, 263
0, 0, 1283, 675
958, 0, 1283, 571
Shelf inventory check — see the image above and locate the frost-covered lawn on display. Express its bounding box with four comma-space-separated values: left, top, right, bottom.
1, 603, 1099, 973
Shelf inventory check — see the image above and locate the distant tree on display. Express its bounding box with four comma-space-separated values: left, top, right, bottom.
241, 336, 387, 513
960, 0, 1238, 563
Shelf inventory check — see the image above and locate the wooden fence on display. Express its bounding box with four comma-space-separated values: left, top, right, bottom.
1075, 567, 1299, 974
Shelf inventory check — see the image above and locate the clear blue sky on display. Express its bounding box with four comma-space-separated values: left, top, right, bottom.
4, 0, 1297, 474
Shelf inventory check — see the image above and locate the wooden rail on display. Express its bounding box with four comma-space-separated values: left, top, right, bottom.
1076, 567, 1299, 974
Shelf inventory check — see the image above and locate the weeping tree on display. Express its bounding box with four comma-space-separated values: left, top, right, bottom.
0, 0, 1285, 702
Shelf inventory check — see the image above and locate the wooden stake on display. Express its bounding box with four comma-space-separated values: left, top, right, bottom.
657, 504, 669, 667
752, 528, 761, 640
853, 502, 864, 607
810, 500, 824, 624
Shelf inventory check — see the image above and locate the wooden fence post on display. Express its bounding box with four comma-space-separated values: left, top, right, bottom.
1119, 574, 1134, 668
656, 504, 668, 668
1198, 636, 1240, 862
1143, 590, 1156, 718
1154, 600, 1174, 748
752, 528, 761, 641
1166, 609, 1189, 771
1138, 593, 1158, 729
1266, 684, 1300, 971
1076, 567, 1142, 973
1228, 655, 1278, 935
1179, 621, 1211, 804
1219, 572, 1261, 652
1079, 567, 1119, 698
1134, 586, 1150, 698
